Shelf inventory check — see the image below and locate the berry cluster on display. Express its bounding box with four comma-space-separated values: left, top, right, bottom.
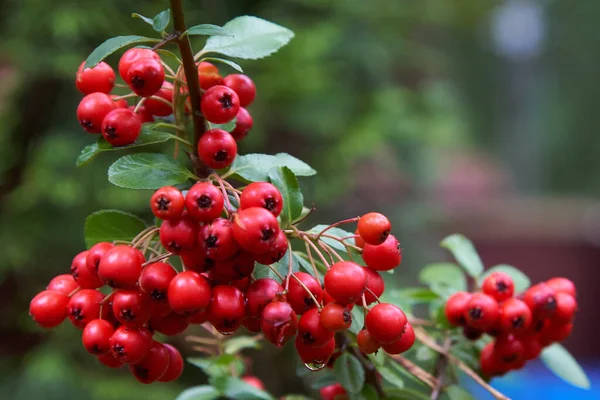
444, 273, 577, 377
75, 48, 255, 165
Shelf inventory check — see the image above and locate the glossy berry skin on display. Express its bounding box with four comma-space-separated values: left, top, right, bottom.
200, 85, 240, 124
240, 182, 283, 217
553, 292, 577, 323
357, 330, 381, 354
245, 278, 284, 318
198, 61, 224, 90
67, 289, 105, 329
320, 384, 348, 400
287, 272, 323, 315
198, 129, 238, 169
362, 234, 402, 271
494, 334, 524, 364
159, 344, 184, 382
127, 58, 165, 97
149, 312, 190, 336
112, 289, 152, 327
118, 48, 160, 83
77, 92, 117, 133
76, 61, 115, 94
362, 267, 384, 306
444, 292, 472, 326
480, 342, 500, 376
185, 182, 225, 222
546, 277, 576, 297
71, 250, 103, 289
30, 290, 69, 328
86, 242, 114, 276
130, 341, 170, 384
111, 94, 129, 109
230, 107, 253, 141
144, 82, 173, 116
98, 245, 143, 288
47, 274, 78, 295
524, 283, 557, 318
358, 212, 391, 246
365, 303, 407, 344
295, 336, 335, 365
324, 262, 367, 304
168, 271, 211, 315
82, 319, 115, 354
499, 298, 532, 333
319, 302, 352, 332
151, 186, 185, 220
233, 207, 280, 254
139, 262, 177, 304
354, 228, 365, 249
101, 108, 142, 147
260, 298, 298, 347
180, 250, 214, 273
464, 293, 499, 331
254, 230, 288, 265
224, 74, 256, 107
298, 308, 334, 347
132, 104, 155, 123
159, 216, 198, 254
482, 271, 514, 302
198, 218, 239, 261
208, 285, 246, 334
98, 353, 124, 368
382, 323, 415, 355
109, 326, 153, 364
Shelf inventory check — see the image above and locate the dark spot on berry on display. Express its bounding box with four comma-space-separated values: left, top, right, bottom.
113, 344, 125, 355
71, 308, 84, 320
205, 258, 215, 269
222, 318, 236, 328
156, 196, 170, 211
512, 316, 525, 329
302, 331, 315, 344
303, 296, 314, 308
534, 319, 545, 332
104, 126, 117, 138
261, 228, 275, 241
150, 289, 165, 301
205, 235, 218, 248
457, 316, 467, 325
380, 230, 390, 243
134, 365, 149, 380
80, 120, 94, 129
343, 309, 352, 324
503, 354, 518, 363
468, 307, 482, 320
219, 93, 233, 109
214, 150, 228, 162
71, 268, 79, 279
168, 241, 181, 252
545, 296, 557, 311
131, 76, 145, 89
463, 326, 482, 340
496, 280, 509, 293
197, 194, 212, 209
90, 344, 101, 354
120, 309, 135, 321
264, 197, 276, 211
106, 279, 115, 287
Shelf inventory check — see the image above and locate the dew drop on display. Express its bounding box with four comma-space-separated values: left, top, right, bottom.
304, 362, 326, 371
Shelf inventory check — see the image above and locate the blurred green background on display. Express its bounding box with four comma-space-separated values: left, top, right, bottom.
2, 0, 600, 398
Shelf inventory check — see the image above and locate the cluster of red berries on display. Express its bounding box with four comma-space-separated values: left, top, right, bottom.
444, 273, 577, 377
75, 47, 255, 166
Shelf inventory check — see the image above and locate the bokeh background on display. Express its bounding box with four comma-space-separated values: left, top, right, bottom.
1, 0, 599, 398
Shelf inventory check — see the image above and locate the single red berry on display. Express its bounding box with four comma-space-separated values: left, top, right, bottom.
241, 376, 265, 390
553, 292, 577, 323
245, 278, 284, 318
230, 107, 253, 141
130, 340, 170, 384
151, 186, 185, 220
144, 82, 173, 116
357, 212, 391, 246
67, 289, 106, 329
127, 58, 165, 97
362, 267, 384, 306
464, 293, 500, 331
47, 274, 78, 295
382, 323, 415, 354
77, 92, 117, 133
546, 277, 576, 297
159, 344, 184, 382
201, 85, 240, 124
365, 303, 407, 344
149, 312, 190, 336
111, 94, 129, 109
320, 384, 348, 400
254, 230, 288, 265
295, 336, 335, 365
131, 104, 155, 123
180, 250, 215, 273
185, 182, 225, 222
112, 289, 152, 327
463, 325, 483, 341
118, 48, 160, 83
101, 108, 142, 147
198, 218, 240, 261
109, 326, 153, 364
198, 129, 238, 169
319, 302, 352, 332
168, 271, 211, 315
499, 298, 532, 333
482, 271, 514, 302
444, 292, 471, 326
71, 251, 103, 289
208, 285, 246, 334
159, 215, 198, 254
224, 74, 256, 107
522, 336, 542, 360
86, 242, 114, 276
357, 330, 381, 354
240, 182, 283, 217
98, 352, 124, 368
82, 319, 115, 354
298, 308, 335, 347
494, 334, 525, 364
260, 297, 298, 347
29, 290, 69, 328
98, 245, 143, 288
362, 234, 402, 271
324, 262, 367, 304
139, 262, 177, 303
76, 61, 115, 94
198, 61, 224, 90
232, 207, 280, 254
523, 283, 557, 319
287, 272, 323, 314
480, 342, 500, 377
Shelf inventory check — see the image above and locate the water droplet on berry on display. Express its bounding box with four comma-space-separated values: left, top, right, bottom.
303, 362, 326, 371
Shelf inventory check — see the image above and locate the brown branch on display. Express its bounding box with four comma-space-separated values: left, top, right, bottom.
430, 338, 452, 399
389, 355, 438, 389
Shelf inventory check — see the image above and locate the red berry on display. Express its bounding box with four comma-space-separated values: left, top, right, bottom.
132, 104, 155, 123
224, 74, 256, 107
482, 271, 514, 302
522, 336, 542, 360
295, 336, 335, 365
71, 251, 103, 289
198, 218, 239, 261
546, 277, 576, 297
260, 297, 298, 347
86, 242, 114, 276
324, 261, 367, 304
320, 384, 348, 400
201, 85, 240, 124
480, 342, 500, 376
362, 234, 402, 271
553, 292, 577, 323
76, 61, 115, 94
144, 82, 173, 116
241, 376, 265, 390
30, 290, 69, 328
499, 298, 532, 333
287, 272, 323, 314
168, 271, 211, 315
382, 323, 415, 354
111, 94, 129, 109
242, 317, 262, 333
101, 108, 142, 147
127, 58, 165, 97
524, 283, 557, 319
240, 182, 283, 217
180, 250, 215, 273
159, 215, 198, 254
319, 302, 352, 332
444, 292, 471, 326
354, 228, 365, 249
365, 303, 407, 344
98, 245, 143, 288
109, 326, 153, 364
547, 321, 573, 343
494, 334, 525, 365
254, 230, 288, 265
47, 274, 78, 295
67, 289, 106, 329
232, 207, 280, 254
130, 341, 170, 384
198, 62, 224, 90
198, 129, 238, 169
159, 344, 184, 382
298, 308, 335, 347
151, 186, 185, 220
112, 289, 152, 327
208, 285, 246, 334
464, 293, 499, 331
98, 352, 124, 368
118, 48, 160, 83
139, 262, 177, 303
357, 330, 381, 354
185, 182, 225, 222
357, 212, 391, 246
77, 92, 117, 133
245, 278, 284, 318
82, 319, 115, 354
362, 267, 384, 306
230, 107, 253, 141
463, 326, 484, 341
149, 312, 190, 336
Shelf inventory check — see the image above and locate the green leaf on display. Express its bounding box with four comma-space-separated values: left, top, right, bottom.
308, 371, 337, 389
131, 13, 154, 26
333, 353, 365, 394
201, 57, 244, 73
440, 234, 484, 278
541, 343, 591, 389
293, 251, 326, 281
84, 210, 147, 249
224, 153, 316, 183
268, 166, 303, 224
152, 9, 170, 32
360, 384, 379, 400
429, 299, 453, 329
385, 388, 429, 400
479, 264, 531, 293
444, 385, 476, 400
155, 49, 182, 65
415, 345, 435, 362
223, 336, 261, 354
187, 354, 237, 378
274, 153, 316, 176
202, 16, 294, 60
419, 263, 467, 298
108, 153, 194, 189
349, 306, 364, 334
84, 35, 160, 68
211, 376, 275, 400
208, 118, 237, 133
306, 225, 356, 255
377, 366, 404, 389
175, 385, 220, 400
186, 24, 232, 37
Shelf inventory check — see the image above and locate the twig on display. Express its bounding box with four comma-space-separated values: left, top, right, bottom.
390, 355, 438, 389
314, 217, 359, 241
285, 242, 294, 290
430, 338, 452, 399
142, 252, 173, 266
303, 242, 322, 285
318, 240, 344, 262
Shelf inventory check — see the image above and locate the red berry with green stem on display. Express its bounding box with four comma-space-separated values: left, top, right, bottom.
131, 104, 154, 123
552, 292, 577, 323
357, 330, 381, 354
224, 74, 256, 107
82, 319, 115, 355
198, 129, 238, 169
320, 384, 348, 400
168, 271, 211, 315
130, 341, 170, 384
295, 336, 335, 365
109, 326, 153, 364
524, 283, 557, 319
240, 182, 283, 217
324, 261, 367, 304
362, 267, 384, 306
159, 344, 184, 382
151, 186, 185, 221
546, 277, 576, 297
47, 274, 78, 295
149, 312, 190, 336
245, 278, 284, 319
362, 234, 402, 271
499, 298, 532, 333
98, 352, 123, 368
200, 85, 240, 124
287, 272, 323, 315
159, 215, 198, 254
254, 230, 288, 265
98, 245, 143, 288
71, 250, 103, 289
76, 61, 115, 95
208, 285, 246, 334
365, 303, 407, 344
29, 290, 69, 328
112, 289, 152, 327
260, 296, 298, 347
101, 108, 142, 147
118, 48, 160, 83
139, 262, 177, 304
230, 107, 253, 141
77, 92, 117, 133
67, 289, 106, 329
185, 182, 225, 222
298, 308, 334, 347
127, 58, 165, 97
198, 218, 240, 261
144, 81, 173, 116
319, 302, 352, 332
357, 212, 391, 245
111, 94, 129, 108
482, 271, 514, 302
232, 207, 280, 254
86, 242, 114, 276
464, 293, 499, 331
382, 323, 415, 355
